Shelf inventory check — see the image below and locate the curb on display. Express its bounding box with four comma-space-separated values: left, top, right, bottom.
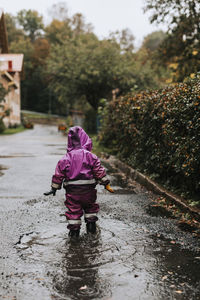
104, 155, 200, 222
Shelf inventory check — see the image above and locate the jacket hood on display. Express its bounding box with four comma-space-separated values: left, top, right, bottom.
67, 126, 92, 152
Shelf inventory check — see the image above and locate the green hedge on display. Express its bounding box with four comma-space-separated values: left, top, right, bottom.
100, 76, 200, 201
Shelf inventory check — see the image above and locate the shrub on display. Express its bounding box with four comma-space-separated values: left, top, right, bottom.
0, 119, 6, 133
100, 76, 200, 200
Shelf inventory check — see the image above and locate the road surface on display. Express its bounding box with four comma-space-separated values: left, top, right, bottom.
0, 125, 199, 300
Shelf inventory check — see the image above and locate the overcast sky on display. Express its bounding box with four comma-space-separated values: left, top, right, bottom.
1, 0, 167, 47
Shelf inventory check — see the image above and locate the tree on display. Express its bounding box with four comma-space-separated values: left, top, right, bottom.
47, 33, 135, 112
144, 0, 200, 81
48, 2, 69, 22
4, 13, 25, 44
3, 6, 164, 117
47, 29, 160, 116
32, 38, 50, 64
17, 9, 44, 42
109, 28, 135, 53
71, 13, 93, 35
141, 30, 166, 52
45, 19, 72, 45
138, 31, 170, 87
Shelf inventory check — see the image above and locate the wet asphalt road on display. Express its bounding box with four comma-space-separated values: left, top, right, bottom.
0, 124, 200, 300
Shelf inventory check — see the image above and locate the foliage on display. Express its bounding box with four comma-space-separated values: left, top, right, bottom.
83, 105, 97, 133
9, 35, 51, 113
138, 31, 170, 87
4, 13, 24, 44
0, 83, 8, 133
100, 75, 200, 200
144, 0, 200, 81
47, 31, 159, 113
90, 134, 112, 158
47, 34, 123, 111
45, 19, 72, 45
109, 28, 135, 53
17, 9, 44, 42
47, 2, 69, 21
5, 5, 167, 120
0, 82, 7, 103
141, 30, 166, 52
0, 119, 5, 133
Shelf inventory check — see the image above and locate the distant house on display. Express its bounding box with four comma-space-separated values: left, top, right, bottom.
0, 54, 24, 127
0, 11, 24, 127
70, 109, 84, 127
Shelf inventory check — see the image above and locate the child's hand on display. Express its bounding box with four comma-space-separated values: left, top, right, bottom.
99, 176, 110, 186
44, 188, 56, 196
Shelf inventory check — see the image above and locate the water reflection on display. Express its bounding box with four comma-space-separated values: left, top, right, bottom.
53, 229, 111, 299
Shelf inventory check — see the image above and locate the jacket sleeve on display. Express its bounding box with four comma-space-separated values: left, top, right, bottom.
51, 157, 70, 189
91, 153, 110, 185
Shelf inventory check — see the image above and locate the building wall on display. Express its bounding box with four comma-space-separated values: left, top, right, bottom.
0, 72, 21, 127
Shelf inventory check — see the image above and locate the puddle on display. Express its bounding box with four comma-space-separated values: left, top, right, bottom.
53, 233, 112, 300
0, 165, 9, 176
14, 219, 200, 300
144, 235, 200, 300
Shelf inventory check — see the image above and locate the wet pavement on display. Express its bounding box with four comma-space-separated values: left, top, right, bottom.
0, 125, 199, 300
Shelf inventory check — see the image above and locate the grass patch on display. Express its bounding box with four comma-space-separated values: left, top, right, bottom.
23, 113, 49, 119
22, 111, 67, 123
1, 126, 26, 135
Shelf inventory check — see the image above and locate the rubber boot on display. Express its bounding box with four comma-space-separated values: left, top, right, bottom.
86, 222, 96, 234
68, 229, 80, 238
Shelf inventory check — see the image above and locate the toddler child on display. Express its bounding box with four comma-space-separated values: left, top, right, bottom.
44, 126, 110, 237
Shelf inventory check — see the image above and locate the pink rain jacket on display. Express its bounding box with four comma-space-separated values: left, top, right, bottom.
51, 126, 106, 192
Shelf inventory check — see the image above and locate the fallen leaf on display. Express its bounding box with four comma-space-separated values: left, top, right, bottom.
79, 285, 87, 290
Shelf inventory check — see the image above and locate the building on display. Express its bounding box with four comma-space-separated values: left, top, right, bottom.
70, 109, 84, 127
0, 11, 24, 127
0, 54, 24, 127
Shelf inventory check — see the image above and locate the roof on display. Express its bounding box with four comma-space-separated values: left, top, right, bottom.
0, 54, 24, 72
